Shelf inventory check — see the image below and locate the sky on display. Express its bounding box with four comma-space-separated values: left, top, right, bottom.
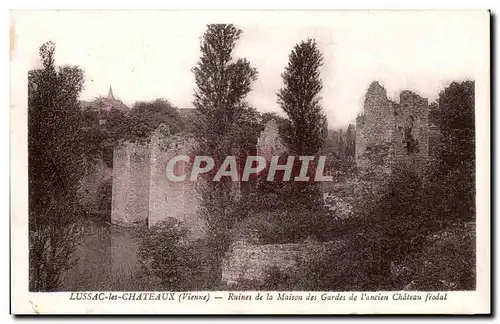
12, 11, 489, 128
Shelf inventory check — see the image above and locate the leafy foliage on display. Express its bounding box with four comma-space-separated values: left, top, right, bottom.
246, 207, 331, 244
259, 112, 288, 137
28, 41, 87, 291
426, 80, 475, 223
192, 24, 259, 287
333, 166, 433, 290
29, 200, 84, 291
261, 265, 293, 290
277, 38, 328, 156
136, 218, 201, 290
126, 99, 184, 142
82, 98, 185, 159
28, 41, 87, 221
192, 24, 258, 151
271, 165, 431, 291
273, 38, 329, 206
408, 223, 475, 290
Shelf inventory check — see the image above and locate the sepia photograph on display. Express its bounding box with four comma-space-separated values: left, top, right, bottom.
10, 9, 490, 314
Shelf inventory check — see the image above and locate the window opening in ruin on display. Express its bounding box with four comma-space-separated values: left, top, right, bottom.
403, 115, 419, 155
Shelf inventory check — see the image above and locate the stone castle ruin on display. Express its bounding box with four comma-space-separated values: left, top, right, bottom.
86, 82, 441, 233
356, 81, 440, 174
111, 126, 205, 237
80, 83, 440, 231
111, 118, 287, 236
73, 83, 442, 287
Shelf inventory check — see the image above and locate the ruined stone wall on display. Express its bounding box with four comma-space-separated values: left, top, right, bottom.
111, 142, 150, 226
148, 129, 205, 238
392, 91, 429, 173
428, 124, 441, 158
257, 119, 286, 160
111, 145, 129, 225
111, 127, 206, 237
355, 114, 365, 162
355, 81, 396, 172
222, 240, 341, 285
361, 81, 396, 145
355, 82, 431, 174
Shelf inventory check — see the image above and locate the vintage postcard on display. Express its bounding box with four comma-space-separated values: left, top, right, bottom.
10, 10, 490, 314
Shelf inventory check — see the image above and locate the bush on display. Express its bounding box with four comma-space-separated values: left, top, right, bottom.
288, 234, 391, 291
405, 224, 475, 290
29, 192, 86, 292
261, 265, 294, 290
247, 207, 332, 244
96, 179, 112, 215
285, 163, 475, 291
136, 218, 201, 290
281, 165, 435, 291
29, 222, 84, 291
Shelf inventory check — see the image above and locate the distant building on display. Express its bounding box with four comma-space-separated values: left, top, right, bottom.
81, 85, 130, 113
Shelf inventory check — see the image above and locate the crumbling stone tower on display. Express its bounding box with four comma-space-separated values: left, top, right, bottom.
355, 81, 430, 174
148, 127, 205, 236
111, 142, 150, 227
111, 126, 204, 237
393, 90, 429, 170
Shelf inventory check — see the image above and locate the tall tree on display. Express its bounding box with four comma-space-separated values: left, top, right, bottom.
192, 24, 258, 287
436, 81, 475, 174
28, 41, 86, 291
277, 38, 327, 156
428, 80, 475, 223
28, 41, 86, 223
274, 39, 327, 209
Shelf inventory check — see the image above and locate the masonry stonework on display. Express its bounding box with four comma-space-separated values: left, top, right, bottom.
111, 126, 205, 236
393, 90, 429, 172
148, 127, 205, 237
257, 119, 286, 160
356, 81, 431, 174
111, 142, 150, 226
103, 83, 440, 287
